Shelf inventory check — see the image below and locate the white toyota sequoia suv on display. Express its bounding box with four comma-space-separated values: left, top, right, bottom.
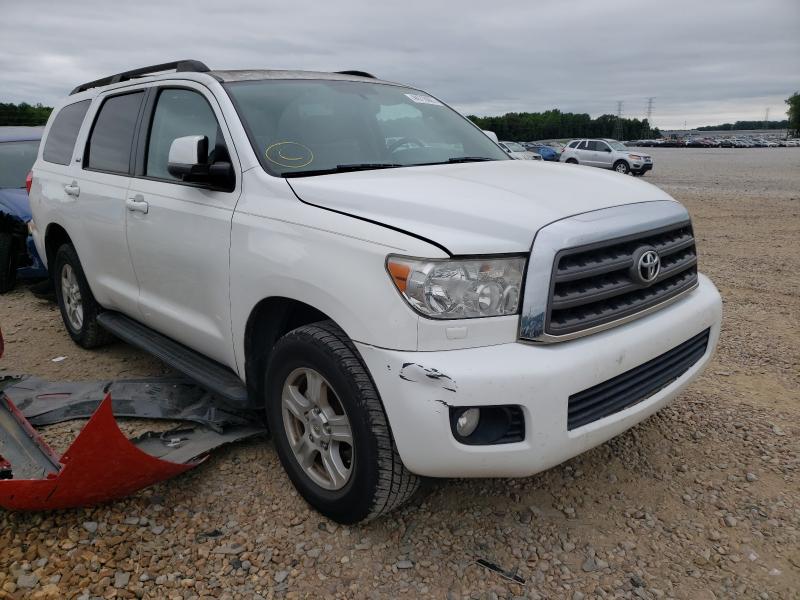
29, 61, 722, 523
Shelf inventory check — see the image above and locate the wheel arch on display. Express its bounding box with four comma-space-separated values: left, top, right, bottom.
243, 296, 337, 404
44, 222, 73, 271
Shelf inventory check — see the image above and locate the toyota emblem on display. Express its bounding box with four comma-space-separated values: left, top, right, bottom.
631, 247, 661, 284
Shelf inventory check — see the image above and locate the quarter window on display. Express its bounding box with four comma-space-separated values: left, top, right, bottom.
146, 89, 223, 181
42, 100, 90, 165
86, 92, 144, 174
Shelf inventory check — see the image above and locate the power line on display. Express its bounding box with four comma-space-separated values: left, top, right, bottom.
613, 101, 623, 140
641, 97, 654, 139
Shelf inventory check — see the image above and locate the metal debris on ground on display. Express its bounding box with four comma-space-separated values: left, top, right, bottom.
474, 558, 526, 585
0, 377, 266, 511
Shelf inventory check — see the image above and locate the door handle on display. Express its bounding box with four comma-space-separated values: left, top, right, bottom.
64, 182, 80, 197
126, 195, 149, 214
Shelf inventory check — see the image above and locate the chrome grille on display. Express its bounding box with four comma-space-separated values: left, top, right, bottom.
546, 222, 698, 336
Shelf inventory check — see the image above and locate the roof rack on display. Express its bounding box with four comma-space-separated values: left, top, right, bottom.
336, 70, 377, 79
70, 60, 211, 95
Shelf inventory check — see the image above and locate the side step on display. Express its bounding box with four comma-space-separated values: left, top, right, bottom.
97, 312, 249, 406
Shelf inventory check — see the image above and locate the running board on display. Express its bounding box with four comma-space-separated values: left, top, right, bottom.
97, 312, 249, 406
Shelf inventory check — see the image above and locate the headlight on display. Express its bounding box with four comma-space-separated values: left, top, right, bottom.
386, 255, 526, 319
629, 154, 643, 160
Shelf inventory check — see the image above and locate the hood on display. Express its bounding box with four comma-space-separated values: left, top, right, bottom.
0, 188, 32, 221
288, 160, 675, 255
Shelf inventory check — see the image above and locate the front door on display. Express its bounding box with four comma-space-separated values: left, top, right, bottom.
125, 84, 241, 368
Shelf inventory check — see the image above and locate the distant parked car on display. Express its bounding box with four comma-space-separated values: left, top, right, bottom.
498, 141, 541, 160
560, 138, 652, 175
523, 143, 559, 161
0, 127, 48, 292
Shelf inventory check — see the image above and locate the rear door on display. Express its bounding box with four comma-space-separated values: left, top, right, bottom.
125, 83, 241, 367
76, 91, 145, 314
574, 140, 591, 164
593, 140, 614, 168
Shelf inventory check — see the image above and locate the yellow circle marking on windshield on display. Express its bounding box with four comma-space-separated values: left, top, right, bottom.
265, 141, 313, 168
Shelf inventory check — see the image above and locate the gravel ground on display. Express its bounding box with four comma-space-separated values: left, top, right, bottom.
1, 147, 798, 599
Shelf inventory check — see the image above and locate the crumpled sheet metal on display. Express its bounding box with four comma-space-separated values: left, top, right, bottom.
0, 393, 198, 511
2, 375, 251, 433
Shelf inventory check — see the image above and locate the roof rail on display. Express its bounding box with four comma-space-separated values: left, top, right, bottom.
70, 60, 211, 95
336, 70, 377, 79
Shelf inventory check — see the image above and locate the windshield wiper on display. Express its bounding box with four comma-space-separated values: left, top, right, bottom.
283, 163, 402, 178
446, 156, 495, 163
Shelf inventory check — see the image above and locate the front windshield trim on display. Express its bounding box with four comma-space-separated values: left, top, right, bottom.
223, 78, 508, 178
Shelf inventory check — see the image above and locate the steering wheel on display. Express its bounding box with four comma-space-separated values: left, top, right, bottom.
388, 137, 426, 153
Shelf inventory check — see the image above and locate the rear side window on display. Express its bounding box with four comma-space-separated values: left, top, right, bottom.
576, 140, 587, 150
42, 100, 90, 165
86, 92, 144, 174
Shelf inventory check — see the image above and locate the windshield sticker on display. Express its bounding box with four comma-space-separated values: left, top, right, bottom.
404, 93, 443, 106
265, 141, 314, 168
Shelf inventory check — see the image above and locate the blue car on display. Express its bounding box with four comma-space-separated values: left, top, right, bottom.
0, 127, 47, 292
524, 143, 560, 161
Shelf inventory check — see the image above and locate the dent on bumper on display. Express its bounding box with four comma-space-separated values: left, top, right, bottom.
357, 274, 722, 478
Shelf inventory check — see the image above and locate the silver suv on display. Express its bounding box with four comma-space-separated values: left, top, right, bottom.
560, 138, 652, 176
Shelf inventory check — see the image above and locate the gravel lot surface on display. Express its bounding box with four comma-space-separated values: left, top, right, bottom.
1, 148, 798, 599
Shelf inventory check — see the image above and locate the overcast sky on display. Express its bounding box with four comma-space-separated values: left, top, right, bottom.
1, 0, 798, 129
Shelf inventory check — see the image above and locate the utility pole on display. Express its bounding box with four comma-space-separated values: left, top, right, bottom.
641, 97, 654, 139
613, 101, 624, 140
763, 107, 770, 129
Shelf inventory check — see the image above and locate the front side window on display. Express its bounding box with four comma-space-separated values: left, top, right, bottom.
0, 141, 40, 188
42, 100, 90, 165
225, 79, 508, 177
146, 88, 225, 181
586, 141, 600, 151
86, 92, 144, 174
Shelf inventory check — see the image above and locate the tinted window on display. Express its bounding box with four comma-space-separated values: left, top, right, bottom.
86, 92, 144, 174
146, 89, 222, 181
576, 140, 587, 150
0, 141, 40, 188
567, 141, 579, 148
42, 100, 90, 165
586, 141, 599, 151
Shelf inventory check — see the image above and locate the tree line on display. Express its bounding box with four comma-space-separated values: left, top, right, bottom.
467, 110, 659, 142
0, 102, 53, 126
696, 120, 789, 131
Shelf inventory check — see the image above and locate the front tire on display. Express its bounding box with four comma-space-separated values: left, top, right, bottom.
565, 158, 578, 164
613, 160, 631, 174
0, 232, 18, 294
266, 320, 419, 523
53, 244, 113, 348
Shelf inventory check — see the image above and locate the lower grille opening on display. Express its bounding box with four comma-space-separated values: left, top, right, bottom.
567, 328, 710, 430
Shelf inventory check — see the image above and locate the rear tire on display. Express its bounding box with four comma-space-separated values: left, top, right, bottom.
265, 320, 419, 523
613, 160, 630, 174
0, 232, 18, 294
53, 244, 114, 349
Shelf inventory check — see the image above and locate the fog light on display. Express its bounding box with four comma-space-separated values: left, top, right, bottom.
455, 408, 480, 437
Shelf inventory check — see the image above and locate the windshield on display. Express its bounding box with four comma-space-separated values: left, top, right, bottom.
225, 79, 508, 176
502, 142, 527, 152
608, 141, 627, 151
0, 140, 39, 188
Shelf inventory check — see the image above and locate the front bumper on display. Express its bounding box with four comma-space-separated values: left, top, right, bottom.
357, 274, 721, 478
632, 162, 653, 173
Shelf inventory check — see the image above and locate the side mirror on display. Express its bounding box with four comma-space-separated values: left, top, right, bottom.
167, 135, 234, 190
168, 135, 209, 178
